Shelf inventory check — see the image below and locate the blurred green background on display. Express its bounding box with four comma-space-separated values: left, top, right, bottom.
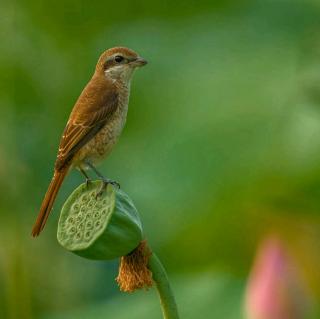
1, 0, 320, 318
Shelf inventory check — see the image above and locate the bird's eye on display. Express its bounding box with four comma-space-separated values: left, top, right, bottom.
114, 55, 124, 63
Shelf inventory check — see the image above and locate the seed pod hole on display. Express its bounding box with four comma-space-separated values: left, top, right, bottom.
73, 204, 80, 212
76, 213, 83, 223
101, 209, 107, 216
93, 211, 100, 219
80, 206, 86, 213
81, 194, 88, 202
86, 221, 93, 229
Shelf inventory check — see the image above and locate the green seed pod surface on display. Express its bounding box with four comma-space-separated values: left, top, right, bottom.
57, 181, 143, 260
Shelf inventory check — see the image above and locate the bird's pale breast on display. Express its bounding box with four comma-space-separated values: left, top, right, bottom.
75, 87, 129, 168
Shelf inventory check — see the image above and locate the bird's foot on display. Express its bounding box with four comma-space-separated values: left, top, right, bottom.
85, 178, 92, 188
96, 179, 120, 198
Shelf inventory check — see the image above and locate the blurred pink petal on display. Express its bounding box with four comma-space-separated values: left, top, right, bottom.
245, 236, 309, 319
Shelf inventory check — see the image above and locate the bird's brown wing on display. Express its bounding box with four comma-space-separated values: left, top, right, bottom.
55, 84, 119, 171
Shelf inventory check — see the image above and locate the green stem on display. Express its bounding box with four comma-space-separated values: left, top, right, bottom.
148, 253, 180, 319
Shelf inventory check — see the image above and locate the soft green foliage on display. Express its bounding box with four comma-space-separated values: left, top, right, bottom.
45, 273, 244, 319
58, 182, 143, 260
2, 0, 320, 318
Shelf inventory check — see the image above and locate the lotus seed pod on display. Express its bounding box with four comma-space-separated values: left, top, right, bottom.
57, 181, 143, 260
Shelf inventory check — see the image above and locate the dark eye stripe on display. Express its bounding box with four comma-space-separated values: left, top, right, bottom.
103, 59, 114, 70
103, 55, 129, 70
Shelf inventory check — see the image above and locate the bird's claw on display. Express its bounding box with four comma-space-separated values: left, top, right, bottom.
109, 180, 120, 189
85, 178, 92, 188
95, 179, 120, 198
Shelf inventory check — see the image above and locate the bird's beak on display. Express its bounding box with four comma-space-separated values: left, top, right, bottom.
130, 56, 148, 67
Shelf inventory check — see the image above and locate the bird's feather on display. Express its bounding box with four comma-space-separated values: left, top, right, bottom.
55, 77, 119, 170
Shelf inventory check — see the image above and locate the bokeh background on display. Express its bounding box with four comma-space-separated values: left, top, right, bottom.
1, 0, 320, 318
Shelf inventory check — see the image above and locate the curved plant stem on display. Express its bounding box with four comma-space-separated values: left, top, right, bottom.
148, 253, 180, 319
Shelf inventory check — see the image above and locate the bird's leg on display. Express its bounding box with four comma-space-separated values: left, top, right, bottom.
85, 160, 120, 197
79, 167, 92, 188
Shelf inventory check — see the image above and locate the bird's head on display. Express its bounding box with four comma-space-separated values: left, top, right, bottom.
96, 47, 147, 83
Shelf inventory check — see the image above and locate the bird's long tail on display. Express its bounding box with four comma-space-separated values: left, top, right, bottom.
32, 167, 69, 237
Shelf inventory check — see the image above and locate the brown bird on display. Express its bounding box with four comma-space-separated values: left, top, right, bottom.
32, 47, 147, 237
